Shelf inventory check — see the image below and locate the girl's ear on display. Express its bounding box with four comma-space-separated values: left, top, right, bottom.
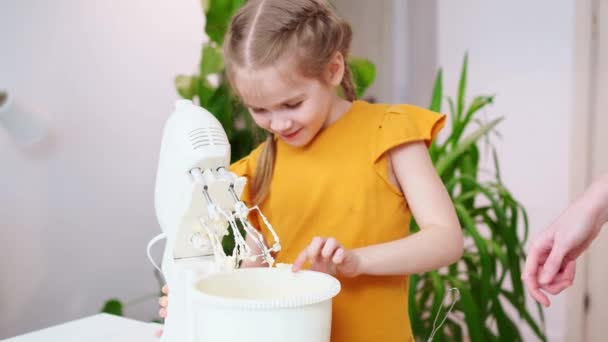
326, 51, 345, 87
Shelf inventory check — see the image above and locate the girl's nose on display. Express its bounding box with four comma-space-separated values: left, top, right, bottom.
270, 116, 293, 133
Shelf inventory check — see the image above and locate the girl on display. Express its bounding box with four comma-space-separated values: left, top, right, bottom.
160, 0, 463, 340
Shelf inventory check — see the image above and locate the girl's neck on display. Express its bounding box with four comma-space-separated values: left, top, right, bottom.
323, 96, 354, 129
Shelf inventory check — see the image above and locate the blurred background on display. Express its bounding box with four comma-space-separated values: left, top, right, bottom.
1, 0, 606, 341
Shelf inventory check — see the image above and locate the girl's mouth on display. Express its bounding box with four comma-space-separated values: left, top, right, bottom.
280, 128, 302, 140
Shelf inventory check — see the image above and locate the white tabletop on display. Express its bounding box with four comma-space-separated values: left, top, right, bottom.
2, 314, 161, 342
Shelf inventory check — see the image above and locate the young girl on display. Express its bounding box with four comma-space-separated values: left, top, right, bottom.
159, 0, 463, 340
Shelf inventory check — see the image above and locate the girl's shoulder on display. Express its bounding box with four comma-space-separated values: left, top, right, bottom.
229, 141, 266, 178
353, 100, 443, 125
365, 101, 446, 161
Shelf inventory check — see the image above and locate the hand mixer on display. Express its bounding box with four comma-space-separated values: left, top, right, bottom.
146, 99, 281, 342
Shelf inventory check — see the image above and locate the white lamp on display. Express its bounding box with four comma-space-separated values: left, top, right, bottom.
0, 90, 48, 146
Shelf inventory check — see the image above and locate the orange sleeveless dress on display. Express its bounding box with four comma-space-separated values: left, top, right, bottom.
230, 100, 445, 341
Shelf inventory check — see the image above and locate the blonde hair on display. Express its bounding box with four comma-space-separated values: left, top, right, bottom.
224, 0, 356, 204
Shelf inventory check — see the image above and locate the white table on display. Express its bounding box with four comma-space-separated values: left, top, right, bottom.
2, 314, 161, 342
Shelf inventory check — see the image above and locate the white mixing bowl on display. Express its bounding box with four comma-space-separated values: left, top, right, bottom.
192, 267, 341, 342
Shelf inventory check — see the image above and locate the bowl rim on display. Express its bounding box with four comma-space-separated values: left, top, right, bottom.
191, 268, 342, 310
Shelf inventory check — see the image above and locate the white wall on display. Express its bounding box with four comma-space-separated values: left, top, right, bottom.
0, 0, 203, 338
333, 0, 438, 106
332, 0, 396, 103
436, 1, 577, 341
584, 0, 608, 339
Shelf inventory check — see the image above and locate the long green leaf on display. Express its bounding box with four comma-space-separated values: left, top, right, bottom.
501, 290, 547, 341
486, 239, 508, 271
448, 279, 485, 341
430, 69, 443, 112
448, 176, 509, 230
455, 204, 493, 310
464, 95, 494, 124
409, 274, 423, 336
492, 147, 502, 183
428, 69, 444, 162
447, 97, 457, 126
459, 145, 479, 209
443, 318, 464, 342
505, 216, 525, 306
457, 53, 469, 120
451, 95, 494, 146
436, 118, 503, 176
492, 297, 522, 341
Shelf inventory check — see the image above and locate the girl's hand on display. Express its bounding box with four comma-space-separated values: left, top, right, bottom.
155, 285, 169, 337
292, 237, 361, 277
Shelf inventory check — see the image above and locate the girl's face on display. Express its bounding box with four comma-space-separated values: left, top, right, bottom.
234, 55, 344, 147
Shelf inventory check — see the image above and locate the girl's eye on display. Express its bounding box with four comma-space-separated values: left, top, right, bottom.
284, 101, 303, 109
250, 107, 267, 114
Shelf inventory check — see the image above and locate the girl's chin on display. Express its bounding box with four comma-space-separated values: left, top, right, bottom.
280, 135, 310, 147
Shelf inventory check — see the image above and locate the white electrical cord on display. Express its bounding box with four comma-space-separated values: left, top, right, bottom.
147, 233, 167, 274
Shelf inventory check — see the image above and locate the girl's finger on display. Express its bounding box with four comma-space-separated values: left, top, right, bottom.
292, 237, 327, 272
159, 296, 168, 308
321, 238, 340, 259
332, 248, 345, 264
306, 236, 326, 263
162, 285, 168, 295
292, 249, 309, 272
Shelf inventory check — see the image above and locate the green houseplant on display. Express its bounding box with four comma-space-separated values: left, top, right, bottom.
409, 54, 546, 341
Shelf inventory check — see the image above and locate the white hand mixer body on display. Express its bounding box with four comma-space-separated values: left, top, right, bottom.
147, 100, 281, 342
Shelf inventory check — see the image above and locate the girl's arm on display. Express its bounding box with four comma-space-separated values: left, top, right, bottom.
292, 141, 463, 276
354, 141, 463, 276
